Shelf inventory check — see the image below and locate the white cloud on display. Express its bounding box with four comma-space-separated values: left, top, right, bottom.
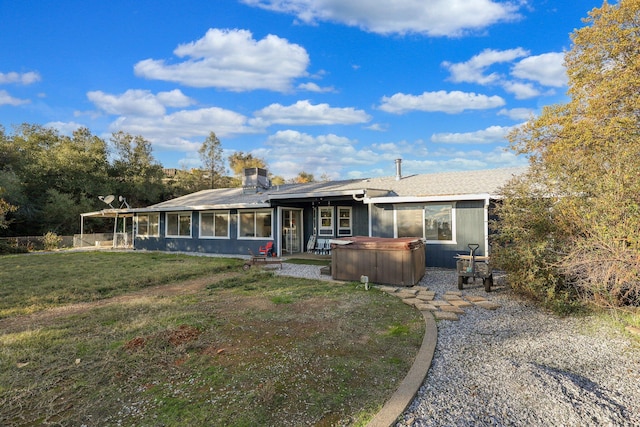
501, 81, 540, 99
0, 71, 41, 85
431, 125, 515, 144
498, 108, 535, 121
511, 52, 567, 87
134, 28, 310, 92
297, 82, 336, 93
88, 89, 194, 116
262, 129, 376, 178
379, 90, 505, 114
443, 48, 529, 84
241, 0, 522, 37
0, 90, 30, 106
251, 100, 370, 126
44, 121, 85, 135
107, 106, 258, 152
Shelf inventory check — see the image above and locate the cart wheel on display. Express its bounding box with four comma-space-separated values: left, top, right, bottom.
242, 263, 251, 271
457, 276, 464, 290
484, 275, 493, 292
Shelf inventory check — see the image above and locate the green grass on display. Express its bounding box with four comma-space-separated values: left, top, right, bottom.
0, 251, 241, 318
0, 251, 424, 426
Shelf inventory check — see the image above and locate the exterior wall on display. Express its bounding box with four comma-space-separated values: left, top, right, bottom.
301, 202, 369, 251
132, 198, 488, 268
370, 200, 487, 268
427, 200, 486, 268
134, 210, 273, 256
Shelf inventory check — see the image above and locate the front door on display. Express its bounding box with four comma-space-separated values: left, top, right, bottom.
282, 209, 302, 254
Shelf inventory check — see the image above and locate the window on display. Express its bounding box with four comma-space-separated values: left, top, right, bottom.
318, 206, 334, 236
136, 213, 159, 237
424, 204, 454, 242
338, 207, 352, 236
239, 210, 272, 238
200, 211, 229, 238
166, 212, 192, 237
396, 206, 423, 238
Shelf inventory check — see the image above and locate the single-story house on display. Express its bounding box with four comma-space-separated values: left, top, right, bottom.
80, 162, 526, 268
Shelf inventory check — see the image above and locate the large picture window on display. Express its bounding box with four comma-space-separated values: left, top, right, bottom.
239, 210, 272, 238
166, 212, 192, 237
136, 213, 159, 237
200, 211, 229, 238
318, 206, 334, 236
396, 206, 423, 238
424, 204, 454, 242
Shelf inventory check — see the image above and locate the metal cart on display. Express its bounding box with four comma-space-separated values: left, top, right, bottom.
455, 243, 493, 292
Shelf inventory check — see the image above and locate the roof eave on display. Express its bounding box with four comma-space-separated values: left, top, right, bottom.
366, 193, 493, 204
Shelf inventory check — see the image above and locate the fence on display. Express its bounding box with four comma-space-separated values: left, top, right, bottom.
0, 235, 74, 251
73, 233, 132, 248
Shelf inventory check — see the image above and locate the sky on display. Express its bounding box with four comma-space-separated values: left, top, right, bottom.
0, 0, 607, 180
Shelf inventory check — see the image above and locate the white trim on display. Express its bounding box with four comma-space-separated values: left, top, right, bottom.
318, 206, 334, 236
165, 211, 192, 238
237, 209, 274, 240
366, 193, 492, 204
423, 202, 456, 244
337, 206, 352, 236
135, 212, 160, 237
198, 210, 230, 239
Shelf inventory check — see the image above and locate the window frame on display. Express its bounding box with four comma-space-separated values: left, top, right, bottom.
166, 211, 192, 238
393, 203, 456, 244
135, 213, 160, 237
395, 205, 424, 238
337, 206, 352, 236
199, 210, 230, 239
423, 203, 456, 244
238, 209, 273, 239
318, 206, 334, 236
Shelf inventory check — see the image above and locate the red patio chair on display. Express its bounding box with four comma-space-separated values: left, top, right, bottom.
258, 241, 274, 257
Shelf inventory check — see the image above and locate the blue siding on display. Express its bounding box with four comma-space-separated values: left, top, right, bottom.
134, 210, 273, 256
370, 200, 488, 268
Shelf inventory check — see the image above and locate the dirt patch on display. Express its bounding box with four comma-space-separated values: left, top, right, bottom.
0, 273, 239, 335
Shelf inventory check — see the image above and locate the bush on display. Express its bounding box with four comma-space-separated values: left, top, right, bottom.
43, 231, 62, 251
0, 240, 28, 255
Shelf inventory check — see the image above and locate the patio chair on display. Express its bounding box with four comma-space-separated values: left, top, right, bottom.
258, 241, 274, 257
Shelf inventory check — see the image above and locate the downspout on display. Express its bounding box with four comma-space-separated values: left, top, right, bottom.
484, 195, 490, 257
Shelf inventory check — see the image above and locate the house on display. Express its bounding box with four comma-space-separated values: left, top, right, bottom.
79, 163, 526, 268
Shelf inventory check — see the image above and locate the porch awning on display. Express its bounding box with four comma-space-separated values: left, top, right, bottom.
81, 209, 134, 218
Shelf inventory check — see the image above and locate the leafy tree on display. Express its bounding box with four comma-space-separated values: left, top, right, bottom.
228, 151, 267, 176
290, 171, 315, 183
109, 131, 165, 206
198, 132, 226, 189
0, 191, 17, 230
494, 0, 640, 308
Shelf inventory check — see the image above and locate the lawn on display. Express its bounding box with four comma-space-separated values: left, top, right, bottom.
0, 251, 424, 426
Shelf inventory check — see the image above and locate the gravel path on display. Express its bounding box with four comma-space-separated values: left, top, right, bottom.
276, 264, 640, 427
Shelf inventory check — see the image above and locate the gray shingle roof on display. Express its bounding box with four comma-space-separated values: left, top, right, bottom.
365, 166, 527, 197
146, 167, 527, 210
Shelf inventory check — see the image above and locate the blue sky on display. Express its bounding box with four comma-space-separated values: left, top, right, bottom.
0, 0, 605, 180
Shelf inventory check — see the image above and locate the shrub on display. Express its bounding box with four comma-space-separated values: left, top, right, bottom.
43, 231, 63, 251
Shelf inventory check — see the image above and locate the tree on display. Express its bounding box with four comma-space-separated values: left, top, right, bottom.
0, 192, 17, 230
290, 171, 315, 183
228, 151, 267, 176
199, 132, 226, 189
494, 0, 640, 308
109, 131, 165, 206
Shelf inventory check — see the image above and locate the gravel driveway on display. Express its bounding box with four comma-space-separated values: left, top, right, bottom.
277, 264, 640, 427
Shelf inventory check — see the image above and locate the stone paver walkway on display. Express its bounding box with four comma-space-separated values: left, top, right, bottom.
376, 286, 501, 320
